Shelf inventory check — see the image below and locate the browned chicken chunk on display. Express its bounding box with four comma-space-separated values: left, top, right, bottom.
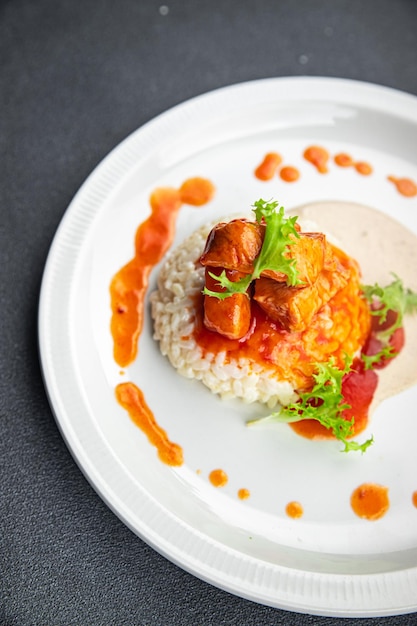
261, 232, 326, 285
200, 219, 326, 286
203, 267, 251, 340
200, 219, 264, 274
253, 244, 351, 332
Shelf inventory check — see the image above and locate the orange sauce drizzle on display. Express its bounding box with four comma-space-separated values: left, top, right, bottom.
254, 152, 282, 180
179, 177, 216, 205
209, 468, 228, 487
412, 491, 417, 508
279, 165, 300, 182
110, 178, 215, 367
334, 153, 373, 176
111, 177, 214, 466
303, 145, 329, 173
355, 161, 373, 176
238, 488, 250, 500
334, 152, 354, 168
115, 382, 183, 466
387, 175, 417, 198
350, 483, 389, 520
285, 501, 303, 519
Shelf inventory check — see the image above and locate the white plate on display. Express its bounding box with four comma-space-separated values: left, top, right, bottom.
38, 77, 417, 617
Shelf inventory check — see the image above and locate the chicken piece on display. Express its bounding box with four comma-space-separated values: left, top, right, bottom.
203, 267, 251, 340
199, 219, 264, 273
254, 244, 351, 332
261, 232, 326, 285
200, 219, 325, 286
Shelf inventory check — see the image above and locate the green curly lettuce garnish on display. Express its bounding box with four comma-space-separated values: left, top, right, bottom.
203, 199, 302, 300
362, 274, 417, 339
248, 356, 374, 453
361, 345, 397, 371
361, 275, 417, 368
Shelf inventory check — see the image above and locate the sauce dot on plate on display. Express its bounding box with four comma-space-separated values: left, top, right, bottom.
350, 483, 389, 520
334, 152, 354, 167
238, 488, 250, 500
355, 161, 373, 176
387, 175, 417, 198
254, 152, 282, 180
285, 501, 303, 519
303, 145, 329, 173
279, 165, 300, 182
209, 468, 228, 487
412, 491, 417, 508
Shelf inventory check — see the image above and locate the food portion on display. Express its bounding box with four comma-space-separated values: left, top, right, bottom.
151, 199, 417, 452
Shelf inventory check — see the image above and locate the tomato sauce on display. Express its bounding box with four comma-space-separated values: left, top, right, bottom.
285, 501, 303, 518
116, 382, 183, 466
387, 175, 417, 198
334, 152, 373, 176
355, 161, 373, 176
111, 177, 215, 466
110, 179, 215, 368
279, 165, 300, 182
209, 468, 228, 487
254, 152, 282, 180
350, 483, 389, 520
303, 145, 329, 173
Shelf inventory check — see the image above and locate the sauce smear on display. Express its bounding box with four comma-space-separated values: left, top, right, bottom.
303, 145, 329, 173
350, 483, 389, 520
254, 152, 282, 180
115, 382, 183, 466
111, 177, 214, 466
110, 178, 215, 367
279, 165, 300, 182
387, 175, 417, 198
334, 153, 373, 176
355, 161, 373, 176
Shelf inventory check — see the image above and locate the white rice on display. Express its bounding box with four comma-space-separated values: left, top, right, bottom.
150, 223, 298, 409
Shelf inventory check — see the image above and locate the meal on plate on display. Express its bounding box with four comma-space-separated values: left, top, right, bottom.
150, 199, 417, 452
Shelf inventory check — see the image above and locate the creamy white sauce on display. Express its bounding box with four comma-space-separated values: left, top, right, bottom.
292, 201, 417, 407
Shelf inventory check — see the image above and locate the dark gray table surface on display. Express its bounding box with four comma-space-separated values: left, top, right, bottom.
2, 0, 417, 624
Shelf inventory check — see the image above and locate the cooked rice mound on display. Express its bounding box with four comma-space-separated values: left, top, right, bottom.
150, 224, 298, 408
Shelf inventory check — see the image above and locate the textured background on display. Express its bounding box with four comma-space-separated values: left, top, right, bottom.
2, 0, 417, 624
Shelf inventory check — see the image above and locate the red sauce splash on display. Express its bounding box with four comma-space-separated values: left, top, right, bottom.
290, 359, 378, 440
303, 145, 329, 173
111, 177, 215, 466
355, 161, 373, 176
254, 152, 282, 180
286, 501, 303, 518
334, 153, 373, 176
209, 468, 228, 487
387, 175, 417, 198
350, 483, 389, 520
115, 382, 183, 466
279, 165, 300, 182
334, 153, 353, 168
110, 178, 215, 367
291, 308, 403, 441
